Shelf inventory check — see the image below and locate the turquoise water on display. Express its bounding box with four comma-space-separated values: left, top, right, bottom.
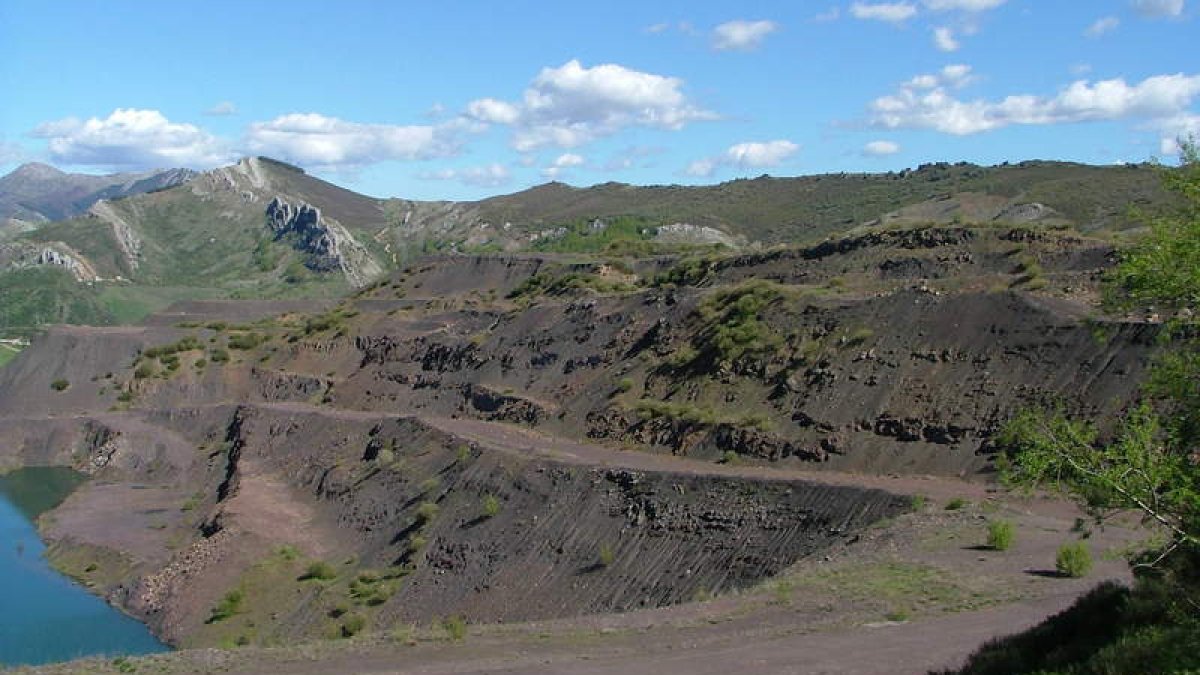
0, 468, 167, 667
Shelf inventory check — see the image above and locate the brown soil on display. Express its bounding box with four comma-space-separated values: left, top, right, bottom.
0, 234, 1158, 671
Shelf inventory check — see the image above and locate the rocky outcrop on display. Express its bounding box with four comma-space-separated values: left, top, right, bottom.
655, 222, 739, 247
266, 196, 383, 287
88, 200, 143, 271
0, 241, 100, 280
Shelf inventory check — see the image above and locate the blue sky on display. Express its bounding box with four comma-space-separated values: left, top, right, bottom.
2, 0, 1198, 200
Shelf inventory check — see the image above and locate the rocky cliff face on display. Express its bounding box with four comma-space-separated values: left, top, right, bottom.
266, 196, 383, 287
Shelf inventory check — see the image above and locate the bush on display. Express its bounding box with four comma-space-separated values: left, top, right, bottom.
299, 561, 337, 581
340, 613, 366, 638
50, 379, 69, 391
482, 494, 501, 518
206, 589, 244, 623
227, 332, 264, 350
416, 501, 439, 523
598, 542, 616, 567
987, 520, 1015, 551
442, 615, 467, 641
1055, 541, 1093, 578
133, 362, 156, 379
945, 497, 968, 510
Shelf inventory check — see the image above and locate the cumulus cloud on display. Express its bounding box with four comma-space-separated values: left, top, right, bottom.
205, 101, 237, 116
1085, 16, 1120, 37
245, 113, 461, 168
1132, 0, 1185, 18
850, 2, 918, 22
419, 162, 511, 188
933, 26, 960, 51
541, 152, 586, 179
685, 139, 799, 177
33, 108, 231, 169
712, 19, 778, 51
863, 140, 902, 156
1157, 113, 1200, 154
869, 69, 1200, 136
466, 98, 521, 125
923, 0, 1006, 11
466, 59, 716, 151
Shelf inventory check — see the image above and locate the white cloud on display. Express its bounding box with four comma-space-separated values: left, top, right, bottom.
863, 140, 902, 156
0, 139, 25, 164
553, 153, 585, 167
725, 140, 799, 167
205, 101, 237, 116
541, 153, 586, 179
33, 108, 231, 169
1085, 16, 1120, 37
870, 70, 1200, 135
686, 139, 799, 177
684, 158, 718, 177
466, 98, 521, 125
419, 162, 510, 188
644, 22, 671, 34
850, 2, 918, 22
466, 59, 716, 151
1132, 0, 1185, 18
245, 113, 460, 168
712, 19, 778, 51
923, 0, 1006, 11
1157, 113, 1200, 154
933, 26, 960, 51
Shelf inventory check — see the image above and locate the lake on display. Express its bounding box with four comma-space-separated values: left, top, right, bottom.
0, 467, 167, 667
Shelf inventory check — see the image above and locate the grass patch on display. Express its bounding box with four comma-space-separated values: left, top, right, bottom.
791, 560, 1005, 619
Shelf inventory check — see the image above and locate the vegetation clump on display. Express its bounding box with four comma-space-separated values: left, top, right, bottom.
986, 520, 1015, 551
689, 280, 788, 366
299, 561, 337, 581
1055, 541, 1093, 578
206, 588, 244, 623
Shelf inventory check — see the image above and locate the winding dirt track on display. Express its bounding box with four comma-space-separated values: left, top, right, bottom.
153, 403, 1126, 675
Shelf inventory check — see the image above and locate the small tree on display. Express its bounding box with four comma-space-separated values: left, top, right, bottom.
1000, 140, 1200, 571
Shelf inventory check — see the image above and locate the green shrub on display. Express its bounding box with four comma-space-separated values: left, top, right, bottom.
442, 615, 466, 641
227, 332, 264, 350
910, 494, 927, 510
416, 501, 440, 524
133, 362, 155, 379
340, 613, 366, 638
482, 494, 501, 518
616, 377, 634, 393
987, 519, 1016, 551
598, 543, 616, 567
1056, 541, 1093, 578
299, 561, 337, 581
50, 379, 69, 391
209, 348, 229, 363
945, 497, 968, 510
206, 589, 244, 623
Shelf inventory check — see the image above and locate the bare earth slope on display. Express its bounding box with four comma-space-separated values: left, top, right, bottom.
0, 223, 1158, 672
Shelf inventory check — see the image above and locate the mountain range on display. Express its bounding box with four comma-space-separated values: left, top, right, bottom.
0, 155, 1178, 337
